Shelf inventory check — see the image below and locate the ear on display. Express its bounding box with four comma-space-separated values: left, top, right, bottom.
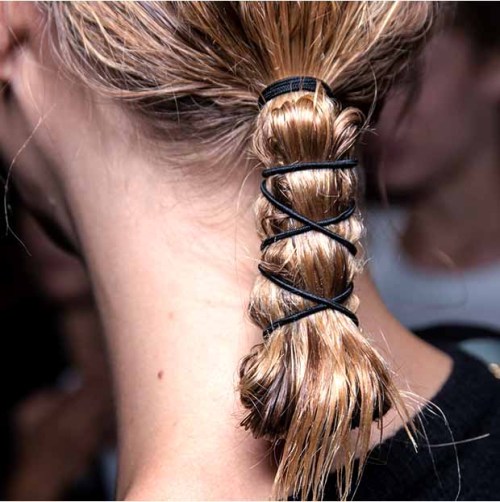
0, 2, 38, 82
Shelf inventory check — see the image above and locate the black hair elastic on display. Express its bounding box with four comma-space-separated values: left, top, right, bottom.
257, 76, 359, 339
258, 75, 335, 109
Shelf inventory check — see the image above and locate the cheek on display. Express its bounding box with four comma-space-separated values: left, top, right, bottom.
0, 61, 80, 260
0, 47, 82, 226
372, 32, 487, 193
0, 56, 55, 207
376, 79, 479, 192
0, 103, 53, 223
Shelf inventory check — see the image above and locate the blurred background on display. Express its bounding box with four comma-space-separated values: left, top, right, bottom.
0, 2, 499, 500
364, 1, 500, 370
0, 185, 116, 500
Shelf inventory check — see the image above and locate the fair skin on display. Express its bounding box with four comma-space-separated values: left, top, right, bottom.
1, 3, 452, 499
374, 30, 500, 270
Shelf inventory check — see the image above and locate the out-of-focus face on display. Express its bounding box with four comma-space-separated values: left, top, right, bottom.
374, 30, 500, 195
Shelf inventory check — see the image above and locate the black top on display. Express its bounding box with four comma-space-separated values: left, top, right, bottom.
321, 348, 500, 501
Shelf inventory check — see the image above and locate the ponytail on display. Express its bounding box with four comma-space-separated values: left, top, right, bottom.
45, 2, 438, 500
238, 78, 409, 501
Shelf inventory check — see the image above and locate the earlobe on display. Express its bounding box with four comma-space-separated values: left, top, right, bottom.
0, 1, 36, 82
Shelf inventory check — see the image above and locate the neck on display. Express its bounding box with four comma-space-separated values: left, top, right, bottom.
62, 152, 452, 497
403, 149, 500, 269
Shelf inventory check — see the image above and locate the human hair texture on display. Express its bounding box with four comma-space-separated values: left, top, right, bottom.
41, 2, 438, 500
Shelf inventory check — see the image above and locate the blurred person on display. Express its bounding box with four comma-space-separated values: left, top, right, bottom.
6, 378, 113, 500
367, 3, 500, 366
7, 211, 116, 500
18, 210, 111, 386
1, 2, 500, 501
0, 198, 115, 500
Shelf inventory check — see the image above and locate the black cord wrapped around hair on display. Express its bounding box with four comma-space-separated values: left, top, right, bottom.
259, 157, 387, 424
258, 76, 335, 109
257, 76, 359, 339
259, 159, 359, 339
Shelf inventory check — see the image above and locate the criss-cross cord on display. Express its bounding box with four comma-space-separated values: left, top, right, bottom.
259, 159, 359, 339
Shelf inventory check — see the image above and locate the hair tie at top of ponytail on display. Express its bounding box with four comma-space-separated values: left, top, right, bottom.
257, 75, 335, 109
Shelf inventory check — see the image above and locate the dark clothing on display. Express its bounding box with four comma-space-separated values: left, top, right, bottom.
418, 324, 500, 347
321, 347, 500, 500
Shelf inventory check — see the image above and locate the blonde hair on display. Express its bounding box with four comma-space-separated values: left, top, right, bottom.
42, 2, 437, 500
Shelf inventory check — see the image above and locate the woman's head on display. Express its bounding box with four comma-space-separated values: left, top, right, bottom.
0, 2, 437, 500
